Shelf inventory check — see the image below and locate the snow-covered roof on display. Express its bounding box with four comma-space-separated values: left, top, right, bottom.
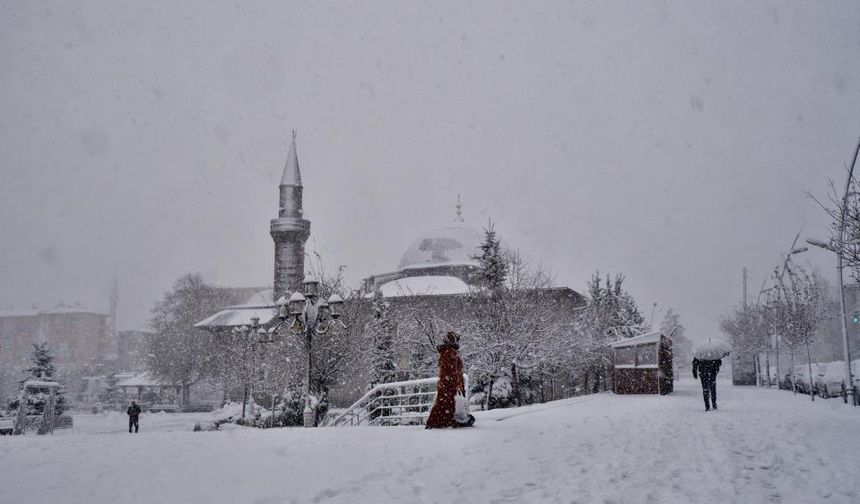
397, 223, 484, 271
376, 275, 472, 298
24, 380, 60, 388
194, 289, 278, 329
194, 305, 277, 328
0, 303, 107, 318
117, 372, 172, 388
608, 331, 664, 348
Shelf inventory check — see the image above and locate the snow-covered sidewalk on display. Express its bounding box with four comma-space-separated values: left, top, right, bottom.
2, 379, 858, 504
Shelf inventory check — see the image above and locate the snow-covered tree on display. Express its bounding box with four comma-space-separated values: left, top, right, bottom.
146, 273, 243, 405
661, 308, 692, 378
98, 372, 125, 410
771, 265, 830, 399
576, 272, 648, 393
466, 226, 560, 409
474, 221, 506, 292
720, 302, 770, 385
368, 290, 397, 386
7, 342, 67, 416
295, 258, 371, 425
815, 172, 860, 283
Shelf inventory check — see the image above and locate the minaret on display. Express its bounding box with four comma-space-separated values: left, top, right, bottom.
270, 131, 311, 300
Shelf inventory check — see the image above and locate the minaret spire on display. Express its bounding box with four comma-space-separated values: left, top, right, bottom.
271, 130, 311, 300
280, 130, 302, 187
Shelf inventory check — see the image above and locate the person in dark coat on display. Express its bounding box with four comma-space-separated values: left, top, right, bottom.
426, 331, 475, 429
127, 400, 141, 433
692, 358, 722, 411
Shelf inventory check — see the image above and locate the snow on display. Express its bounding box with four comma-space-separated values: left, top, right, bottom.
608, 330, 662, 347
115, 372, 170, 388
768, 358, 860, 384
377, 275, 471, 297
397, 223, 484, 270
194, 302, 278, 328
23, 380, 60, 388
693, 338, 733, 360
193, 289, 281, 328
2, 379, 859, 504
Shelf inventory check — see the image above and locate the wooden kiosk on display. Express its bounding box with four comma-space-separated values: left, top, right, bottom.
609, 331, 673, 395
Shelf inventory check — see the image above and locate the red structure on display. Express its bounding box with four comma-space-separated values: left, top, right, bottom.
609, 331, 673, 395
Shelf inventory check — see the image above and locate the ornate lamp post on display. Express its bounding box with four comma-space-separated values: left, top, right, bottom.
272, 278, 346, 427
232, 316, 269, 425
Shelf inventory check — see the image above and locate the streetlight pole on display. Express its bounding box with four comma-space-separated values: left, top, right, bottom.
807, 136, 860, 405
233, 317, 269, 425
271, 278, 346, 427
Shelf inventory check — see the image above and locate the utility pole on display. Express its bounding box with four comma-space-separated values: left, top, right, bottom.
743, 267, 748, 310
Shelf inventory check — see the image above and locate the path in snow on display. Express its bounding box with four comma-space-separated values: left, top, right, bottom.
1, 379, 858, 504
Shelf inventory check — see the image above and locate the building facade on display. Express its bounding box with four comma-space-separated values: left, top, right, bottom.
196, 134, 588, 407
0, 305, 112, 404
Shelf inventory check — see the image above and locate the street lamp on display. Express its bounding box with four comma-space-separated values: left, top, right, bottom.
272, 279, 347, 427
232, 316, 269, 425
803, 137, 860, 405
808, 235, 856, 405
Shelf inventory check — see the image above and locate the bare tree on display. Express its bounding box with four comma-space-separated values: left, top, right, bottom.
771, 265, 830, 400
719, 303, 769, 386
146, 273, 245, 405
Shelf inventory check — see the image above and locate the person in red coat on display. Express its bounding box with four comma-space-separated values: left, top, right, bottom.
425, 331, 475, 429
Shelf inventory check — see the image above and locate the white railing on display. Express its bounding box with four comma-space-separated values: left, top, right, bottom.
327, 374, 469, 427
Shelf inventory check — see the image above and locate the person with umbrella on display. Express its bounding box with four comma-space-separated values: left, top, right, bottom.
692, 338, 731, 412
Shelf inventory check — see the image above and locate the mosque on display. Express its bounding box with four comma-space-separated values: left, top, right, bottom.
196, 135, 586, 401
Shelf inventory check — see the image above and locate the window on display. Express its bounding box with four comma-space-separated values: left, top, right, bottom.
636, 344, 657, 366
615, 346, 635, 365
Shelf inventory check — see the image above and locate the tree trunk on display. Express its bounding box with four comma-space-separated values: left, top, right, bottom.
241, 386, 249, 423
790, 352, 796, 395
583, 372, 590, 396
806, 344, 815, 402
754, 353, 761, 387
181, 383, 191, 406
765, 351, 772, 388
484, 378, 494, 411
592, 369, 600, 394
510, 363, 521, 407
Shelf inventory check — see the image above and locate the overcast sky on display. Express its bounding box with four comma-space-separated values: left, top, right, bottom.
2, 1, 859, 341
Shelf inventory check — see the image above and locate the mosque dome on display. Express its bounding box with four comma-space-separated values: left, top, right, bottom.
397, 223, 484, 271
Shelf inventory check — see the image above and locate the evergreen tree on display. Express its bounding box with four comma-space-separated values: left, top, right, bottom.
369, 291, 397, 386
474, 222, 506, 292
98, 372, 125, 410
7, 342, 67, 416
577, 272, 647, 393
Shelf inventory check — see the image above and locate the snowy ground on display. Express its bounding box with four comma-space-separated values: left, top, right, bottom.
2, 379, 859, 504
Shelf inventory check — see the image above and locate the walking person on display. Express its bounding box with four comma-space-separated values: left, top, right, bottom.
692, 357, 721, 411
127, 400, 141, 433
426, 331, 475, 429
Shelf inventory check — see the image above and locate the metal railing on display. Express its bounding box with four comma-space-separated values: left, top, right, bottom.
327, 374, 469, 427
